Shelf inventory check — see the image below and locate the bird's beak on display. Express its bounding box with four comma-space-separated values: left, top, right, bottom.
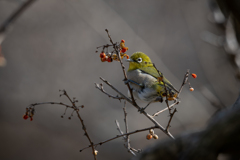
125, 58, 134, 62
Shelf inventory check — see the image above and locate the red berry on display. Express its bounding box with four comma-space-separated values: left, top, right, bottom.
107, 57, 113, 62
23, 114, 28, 120
191, 73, 197, 78
100, 52, 106, 59
121, 39, 125, 43
121, 48, 127, 53
30, 117, 33, 121
126, 55, 129, 59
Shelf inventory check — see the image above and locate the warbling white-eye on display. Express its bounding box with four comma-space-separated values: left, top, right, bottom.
126, 52, 178, 104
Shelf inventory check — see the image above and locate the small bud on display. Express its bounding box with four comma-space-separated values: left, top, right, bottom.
189, 87, 194, 91
93, 150, 98, 156
191, 73, 197, 78
153, 134, 158, 139
146, 134, 152, 140
68, 117, 71, 120
81, 105, 84, 108
149, 129, 154, 134
61, 115, 64, 118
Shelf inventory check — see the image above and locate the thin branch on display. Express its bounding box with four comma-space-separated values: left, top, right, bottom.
152, 101, 180, 117
123, 101, 137, 156
165, 108, 177, 132
80, 126, 158, 152
30, 102, 73, 108
95, 83, 124, 101
115, 120, 125, 138
178, 69, 190, 97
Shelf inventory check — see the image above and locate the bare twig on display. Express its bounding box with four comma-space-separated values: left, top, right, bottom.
165, 108, 177, 132
115, 120, 125, 138
123, 101, 137, 156
27, 90, 97, 160
178, 69, 190, 97
80, 126, 158, 152
95, 83, 124, 101
152, 101, 180, 117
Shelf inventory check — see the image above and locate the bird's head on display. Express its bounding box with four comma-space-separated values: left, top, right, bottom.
126, 52, 152, 71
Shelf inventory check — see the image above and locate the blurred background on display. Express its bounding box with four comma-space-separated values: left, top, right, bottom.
0, 0, 239, 159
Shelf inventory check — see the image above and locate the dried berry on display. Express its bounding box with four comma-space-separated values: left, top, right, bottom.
153, 134, 158, 139
93, 150, 98, 156
189, 87, 194, 91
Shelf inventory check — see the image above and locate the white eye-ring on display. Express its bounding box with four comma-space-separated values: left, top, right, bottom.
137, 58, 142, 63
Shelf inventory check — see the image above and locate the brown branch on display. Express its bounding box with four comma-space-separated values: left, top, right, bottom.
27, 90, 97, 160
99, 77, 175, 139
80, 126, 158, 152
165, 108, 177, 132
123, 101, 138, 156
178, 69, 190, 97
152, 101, 180, 117
95, 83, 124, 101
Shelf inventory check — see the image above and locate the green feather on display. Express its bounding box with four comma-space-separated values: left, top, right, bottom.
139, 67, 179, 93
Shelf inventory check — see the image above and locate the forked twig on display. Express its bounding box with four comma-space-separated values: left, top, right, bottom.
166, 108, 177, 132
27, 90, 97, 160
95, 83, 124, 101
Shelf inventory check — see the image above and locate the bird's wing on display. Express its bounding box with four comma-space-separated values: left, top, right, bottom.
139, 67, 179, 93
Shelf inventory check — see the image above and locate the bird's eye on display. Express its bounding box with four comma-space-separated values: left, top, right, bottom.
137, 58, 142, 63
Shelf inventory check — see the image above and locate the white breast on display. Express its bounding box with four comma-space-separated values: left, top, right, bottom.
127, 69, 158, 102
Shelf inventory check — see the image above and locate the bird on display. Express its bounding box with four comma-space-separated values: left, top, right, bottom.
126, 52, 178, 105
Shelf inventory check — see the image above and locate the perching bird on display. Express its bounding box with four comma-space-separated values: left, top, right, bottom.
126, 52, 178, 103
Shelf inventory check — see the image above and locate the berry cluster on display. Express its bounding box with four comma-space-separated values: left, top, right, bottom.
23, 107, 35, 121
146, 129, 158, 140
97, 39, 129, 62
